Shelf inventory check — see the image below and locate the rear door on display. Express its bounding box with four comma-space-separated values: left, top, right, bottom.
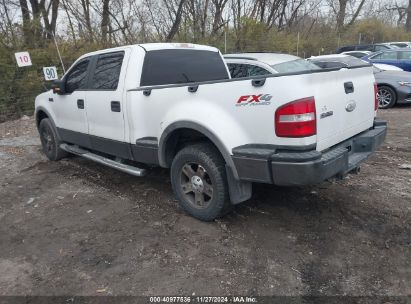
398, 50, 411, 71
85, 50, 129, 158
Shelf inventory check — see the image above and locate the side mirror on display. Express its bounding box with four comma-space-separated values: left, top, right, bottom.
52, 80, 65, 95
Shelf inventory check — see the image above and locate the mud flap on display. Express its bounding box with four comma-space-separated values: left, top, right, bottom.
226, 165, 252, 204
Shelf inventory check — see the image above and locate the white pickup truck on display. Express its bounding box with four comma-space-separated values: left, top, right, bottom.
35, 43, 387, 221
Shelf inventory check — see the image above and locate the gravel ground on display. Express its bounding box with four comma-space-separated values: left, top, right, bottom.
0, 109, 410, 299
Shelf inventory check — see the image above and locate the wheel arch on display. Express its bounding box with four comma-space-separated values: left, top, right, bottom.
377, 83, 397, 98
158, 121, 239, 180
35, 107, 61, 139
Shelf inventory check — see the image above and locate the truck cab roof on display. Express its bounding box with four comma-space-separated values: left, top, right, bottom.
78, 43, 220, 60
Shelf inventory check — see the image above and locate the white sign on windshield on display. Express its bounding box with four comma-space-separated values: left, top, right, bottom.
43, 66, 58, 81
15, 52, 32, 67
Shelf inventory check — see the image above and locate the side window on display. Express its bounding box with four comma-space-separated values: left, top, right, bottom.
91, 52, 124, 90
140, 49, 229, 86
400, 51, 411, 60
371, 53, 381, 60
247, 65, 271, 76
228, 63, 248, 78
310, 61, 327, 69
65, 59, 90, 93
227, 63, 270, 78
380, 52, 397, 60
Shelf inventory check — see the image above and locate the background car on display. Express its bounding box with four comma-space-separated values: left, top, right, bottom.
336, 43, 397, 53
374, 63, 403, 71
308, 54, 411, 109
224, 53, 320, 77
341, 50, 372, 58
386, 41, 411, 48
362, 49, 411, 71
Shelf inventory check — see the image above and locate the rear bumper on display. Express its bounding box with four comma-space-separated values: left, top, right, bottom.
232, 119, 387, 186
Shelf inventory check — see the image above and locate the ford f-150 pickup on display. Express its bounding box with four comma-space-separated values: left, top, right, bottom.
34, 43, 387, 221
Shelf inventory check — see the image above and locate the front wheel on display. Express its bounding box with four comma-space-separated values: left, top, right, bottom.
170, 143, 231, 221
377, 85, 397, 109
39, 118, 68, 161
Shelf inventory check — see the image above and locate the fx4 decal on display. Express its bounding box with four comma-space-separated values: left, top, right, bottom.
236, 94, 272, 107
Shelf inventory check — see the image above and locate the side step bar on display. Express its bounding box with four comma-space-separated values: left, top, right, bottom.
60, 143, 147, 177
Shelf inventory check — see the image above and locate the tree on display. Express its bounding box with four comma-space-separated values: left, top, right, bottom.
406, 0, 411, 31
166, 0, 186, 41
329, 0, 367, 31
101, 0, 110, 43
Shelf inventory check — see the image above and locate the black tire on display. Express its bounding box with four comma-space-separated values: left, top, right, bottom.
170, 142, 232, 221
39, 118, 68, 161
377, 85, 397, 109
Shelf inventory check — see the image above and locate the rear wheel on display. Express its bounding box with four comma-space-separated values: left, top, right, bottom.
377, 85, 396, 109
170, 143, 231, 221
39, 118, 68, 161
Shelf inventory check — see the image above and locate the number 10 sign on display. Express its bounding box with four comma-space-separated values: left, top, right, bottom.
15, 51, 32, 67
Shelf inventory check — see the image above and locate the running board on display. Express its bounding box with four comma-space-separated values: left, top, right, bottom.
60, 143, 147, 177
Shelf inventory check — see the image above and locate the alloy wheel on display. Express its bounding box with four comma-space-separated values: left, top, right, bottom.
180, 163, 214, 209
377, 88, 393, 108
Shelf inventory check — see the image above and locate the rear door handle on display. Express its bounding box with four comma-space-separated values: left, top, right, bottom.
344, 82, 354, 94
77, 99, 84, 109
111, 101, 121, 112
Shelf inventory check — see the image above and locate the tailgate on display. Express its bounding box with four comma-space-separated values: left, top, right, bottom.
313, 66, 375, 151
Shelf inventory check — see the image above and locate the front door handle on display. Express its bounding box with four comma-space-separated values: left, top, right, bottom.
77, 99, 84, 109
111, 101, 121, 112
344, 82, 354, 94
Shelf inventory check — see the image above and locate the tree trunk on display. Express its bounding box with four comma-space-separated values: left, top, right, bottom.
19, 0, 31, 45
40, 0, 60, 39
347, 0, 366, 27
80, 0, 93, 41
101, 0, 110, 44
336, 0, 347, 31
166, 0, 186, 41
406, 0, 411, 31
211, 0, 229, 35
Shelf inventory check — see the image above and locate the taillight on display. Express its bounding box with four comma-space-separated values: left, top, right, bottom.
275, 97, 316, 138
374, 83, 378, 111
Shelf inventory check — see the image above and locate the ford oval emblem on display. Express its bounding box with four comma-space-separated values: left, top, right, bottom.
345, 101, 356, 112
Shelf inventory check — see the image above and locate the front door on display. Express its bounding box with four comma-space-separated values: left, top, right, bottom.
53, 57, 91, 148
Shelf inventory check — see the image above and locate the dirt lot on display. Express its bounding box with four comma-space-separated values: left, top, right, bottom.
0, 108, 410, 298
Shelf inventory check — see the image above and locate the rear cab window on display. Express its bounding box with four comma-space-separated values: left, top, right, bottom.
91, 51, 124, 90
140, 49, 229, 86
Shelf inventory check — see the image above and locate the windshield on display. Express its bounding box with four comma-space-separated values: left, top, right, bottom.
271, 59, 321, 73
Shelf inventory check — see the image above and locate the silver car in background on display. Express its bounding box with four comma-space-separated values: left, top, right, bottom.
224, 53, 320, 77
